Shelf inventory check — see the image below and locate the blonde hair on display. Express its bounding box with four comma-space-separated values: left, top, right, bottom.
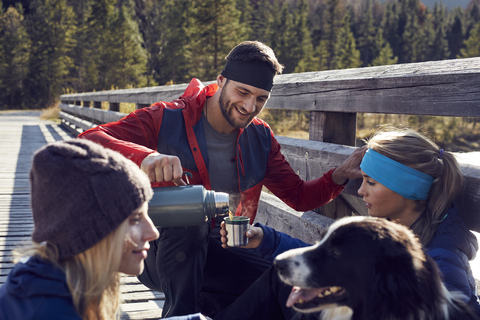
14, 219, 129, 320
364, 127, 464, 245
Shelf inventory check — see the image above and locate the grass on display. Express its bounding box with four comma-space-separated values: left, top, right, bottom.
356, 114, 480, 152
40, 104, 61, 124
261, 109, 480, 152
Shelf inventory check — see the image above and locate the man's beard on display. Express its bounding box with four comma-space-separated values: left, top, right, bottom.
219, 88, 256, 129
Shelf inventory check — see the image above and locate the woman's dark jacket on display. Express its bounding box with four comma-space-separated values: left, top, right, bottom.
0, 256, 81, 319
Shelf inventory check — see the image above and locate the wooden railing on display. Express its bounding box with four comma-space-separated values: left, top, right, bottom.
59, 57, 480, 243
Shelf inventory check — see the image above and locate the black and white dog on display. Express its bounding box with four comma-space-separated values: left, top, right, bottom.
274, 216, 479, 320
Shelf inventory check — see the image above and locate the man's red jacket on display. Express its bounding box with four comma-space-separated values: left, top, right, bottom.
79, 78, 344, 222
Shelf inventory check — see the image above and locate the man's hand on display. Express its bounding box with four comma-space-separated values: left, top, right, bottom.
331, 146, 367, 185
220, 221, 264, 249
140, 152, 186, 185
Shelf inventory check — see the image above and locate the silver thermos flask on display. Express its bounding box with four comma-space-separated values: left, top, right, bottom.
148, 185, 230, 227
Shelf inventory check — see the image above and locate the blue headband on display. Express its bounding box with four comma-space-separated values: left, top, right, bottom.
360, 149, 434, 200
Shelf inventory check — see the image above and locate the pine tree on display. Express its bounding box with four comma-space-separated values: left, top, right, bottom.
318, 0, 341, 70
274, 1, 295, 73
465, 0, 480, 38
371, 33, 398, 66
133, 0, 162, 86
459, 21, 480, 58
103, 0, 147, 89
428, 3, 450, 61
156, 0, 191, 85
398, 0, 422, 63
68, 0, 91, 93
24, 0, 76, 108
250, 0, 275, 44
187, 0, 246, 81
447, 7, 465, 59
371, 43, 398, 66
293, 0, 316, 73
401, 10, 421, 62
467, 0, 480, 22
357, 0, 378, 67
308, 1, 324, 48
236, 0, 253, 40
0, 4, 31, 108
84, 0, 115, 90
381, 1, 401, 61
262, 0, 282, 54
334, 10, 361, 70
315, 40, 329, 71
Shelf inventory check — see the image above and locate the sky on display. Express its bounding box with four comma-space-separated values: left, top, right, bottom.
420, 0, 472, 9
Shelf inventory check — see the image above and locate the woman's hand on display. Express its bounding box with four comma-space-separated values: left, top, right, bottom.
220, 221, 264, 249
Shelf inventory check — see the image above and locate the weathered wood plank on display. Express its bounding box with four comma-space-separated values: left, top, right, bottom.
256, 192, 335, 245
119, 308, 163, 320
0, 111, 165, 319
120, 300, 163, 313
270, 57, 480, 116
60, 105, 122, 126
0, 263, 15, 270
60, 111, 96, 131
60, 81, 214, 105
60, 58, 480, 117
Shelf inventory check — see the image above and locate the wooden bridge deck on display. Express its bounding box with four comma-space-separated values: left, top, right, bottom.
2, 110, 480, 319
0, 111, 164, 319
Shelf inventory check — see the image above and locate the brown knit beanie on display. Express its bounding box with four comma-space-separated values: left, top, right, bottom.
30, 139, 152, 260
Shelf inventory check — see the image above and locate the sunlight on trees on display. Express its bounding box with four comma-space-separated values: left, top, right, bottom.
0, 0, 478, 111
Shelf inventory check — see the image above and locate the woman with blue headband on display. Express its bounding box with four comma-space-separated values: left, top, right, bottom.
214, 127, 480, 319
358, 128, 479, 313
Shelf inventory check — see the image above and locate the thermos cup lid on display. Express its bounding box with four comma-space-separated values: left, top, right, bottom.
224, 216, 250, 224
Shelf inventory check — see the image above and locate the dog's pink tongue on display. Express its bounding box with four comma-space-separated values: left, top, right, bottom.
286, 286, 322, 307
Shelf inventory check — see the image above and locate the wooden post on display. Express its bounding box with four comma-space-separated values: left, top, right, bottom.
110, 102, 120, 112
308, 110, 357, 219
309, 111, 357, 146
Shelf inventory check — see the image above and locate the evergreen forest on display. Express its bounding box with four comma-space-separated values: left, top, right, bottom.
1, 0, 480, 110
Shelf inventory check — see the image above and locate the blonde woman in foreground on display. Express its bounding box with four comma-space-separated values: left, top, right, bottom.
0, 139, 161, 319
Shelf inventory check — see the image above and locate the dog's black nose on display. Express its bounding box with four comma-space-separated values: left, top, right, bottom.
274, 258, 288, 273
274, 258, 294, 279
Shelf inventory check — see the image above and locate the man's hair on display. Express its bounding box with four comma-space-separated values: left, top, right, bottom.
225, 41, 284, 75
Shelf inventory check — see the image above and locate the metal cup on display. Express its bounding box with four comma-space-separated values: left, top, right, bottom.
224, 216, 250, 247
